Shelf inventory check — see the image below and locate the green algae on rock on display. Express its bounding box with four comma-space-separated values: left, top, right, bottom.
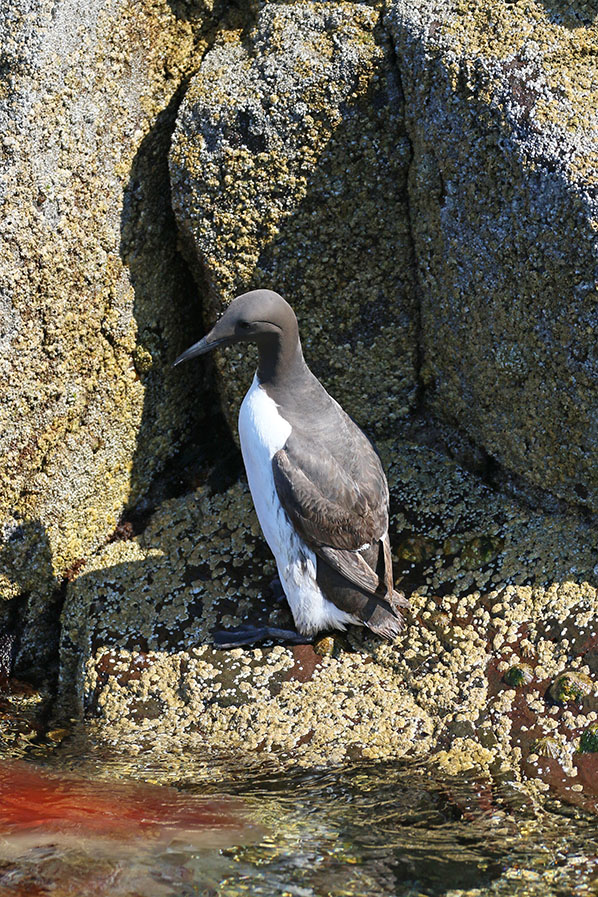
169, 2, 418, 437
504, 664, 533, 688
385, 0, 598, 512
549, 670, 595, 704
578, 723, 598, 754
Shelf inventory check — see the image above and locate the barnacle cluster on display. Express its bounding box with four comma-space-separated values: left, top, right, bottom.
59, 432, 598, 796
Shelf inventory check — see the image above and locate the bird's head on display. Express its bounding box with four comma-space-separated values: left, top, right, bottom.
173, 289, 297, 367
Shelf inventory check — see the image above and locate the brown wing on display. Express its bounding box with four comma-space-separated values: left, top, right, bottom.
317, 545, 382, 593
272, 429, 390, 595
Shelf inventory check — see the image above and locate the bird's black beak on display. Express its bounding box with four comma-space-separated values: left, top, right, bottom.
173, 335, 222, 366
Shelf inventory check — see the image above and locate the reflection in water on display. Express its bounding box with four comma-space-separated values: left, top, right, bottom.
0, 747, 596, 896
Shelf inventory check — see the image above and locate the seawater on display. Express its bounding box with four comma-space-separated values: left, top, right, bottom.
0, 733, 596, 897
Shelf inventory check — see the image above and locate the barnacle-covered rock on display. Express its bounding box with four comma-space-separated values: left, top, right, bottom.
58, 437, 598, 788
549, 671, 595, 704
460, 536, 505, 570
0, 0, 215, 666
396, 537, 438, 565
313, 636, 341, 659
386, 0, 598, 511
57, 477, 434, 766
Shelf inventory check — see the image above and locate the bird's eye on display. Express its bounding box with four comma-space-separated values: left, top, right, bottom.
238, 321, 251, 330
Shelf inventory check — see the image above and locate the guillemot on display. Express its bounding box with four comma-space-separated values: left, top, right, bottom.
175, 289, 408, 643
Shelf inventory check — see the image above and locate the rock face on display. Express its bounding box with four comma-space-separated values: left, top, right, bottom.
386, 0, 598, 511
169, 2, 418, 435
58, 433, 598, 803
1, 0, 596, 807
0, 0, 210, 665
171, 0, 598, 512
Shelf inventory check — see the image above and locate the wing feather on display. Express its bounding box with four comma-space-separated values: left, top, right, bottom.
272, 430, 391, 595
316, 544, 382, 595
272, 438, 387, 549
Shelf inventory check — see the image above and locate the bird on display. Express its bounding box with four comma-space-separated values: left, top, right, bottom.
174, 289, 408, 645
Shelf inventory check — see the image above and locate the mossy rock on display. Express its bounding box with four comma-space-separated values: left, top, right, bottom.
0, 0, 218, 665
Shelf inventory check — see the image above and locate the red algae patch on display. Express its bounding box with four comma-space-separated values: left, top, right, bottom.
0, 761, 260, 847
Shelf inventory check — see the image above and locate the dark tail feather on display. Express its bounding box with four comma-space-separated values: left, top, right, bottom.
390, 589, 409, 612
364, 594, 408, 640
316, 552, 409, 640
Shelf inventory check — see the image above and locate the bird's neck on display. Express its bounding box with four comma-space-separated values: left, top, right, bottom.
256, 331, 307, 390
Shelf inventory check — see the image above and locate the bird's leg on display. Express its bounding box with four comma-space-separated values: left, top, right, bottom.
269, 575, 286, 603
212, 573, 309, 648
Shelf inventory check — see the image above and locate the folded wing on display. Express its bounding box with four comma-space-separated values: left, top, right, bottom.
271, 429, 391, 597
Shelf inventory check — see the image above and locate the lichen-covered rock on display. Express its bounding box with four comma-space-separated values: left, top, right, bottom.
169, 2, 418, 435
58, 435, 598, 800
0, 0, 215, 664
385, 0, 598, 511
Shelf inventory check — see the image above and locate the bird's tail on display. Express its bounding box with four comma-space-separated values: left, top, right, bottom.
364, 590, 409, 640
390, 589, 409, 612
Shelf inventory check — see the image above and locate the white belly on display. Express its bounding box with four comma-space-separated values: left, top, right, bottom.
238, 374, 358, 636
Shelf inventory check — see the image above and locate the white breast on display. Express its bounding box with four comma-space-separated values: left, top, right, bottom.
238, 374, 358, 636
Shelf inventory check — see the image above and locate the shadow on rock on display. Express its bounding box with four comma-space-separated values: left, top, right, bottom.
536, 0, 597, 27
0, 519, 62, 680
56, 432, 598, 811
168, 11, 420, 443
57, 478, 284, 720
119, 83, 236, 522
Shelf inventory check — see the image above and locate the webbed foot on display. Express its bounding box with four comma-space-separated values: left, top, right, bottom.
212, 625, 311, 649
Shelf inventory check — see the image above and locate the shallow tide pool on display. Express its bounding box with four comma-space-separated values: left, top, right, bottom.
0, 733, 596, 897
